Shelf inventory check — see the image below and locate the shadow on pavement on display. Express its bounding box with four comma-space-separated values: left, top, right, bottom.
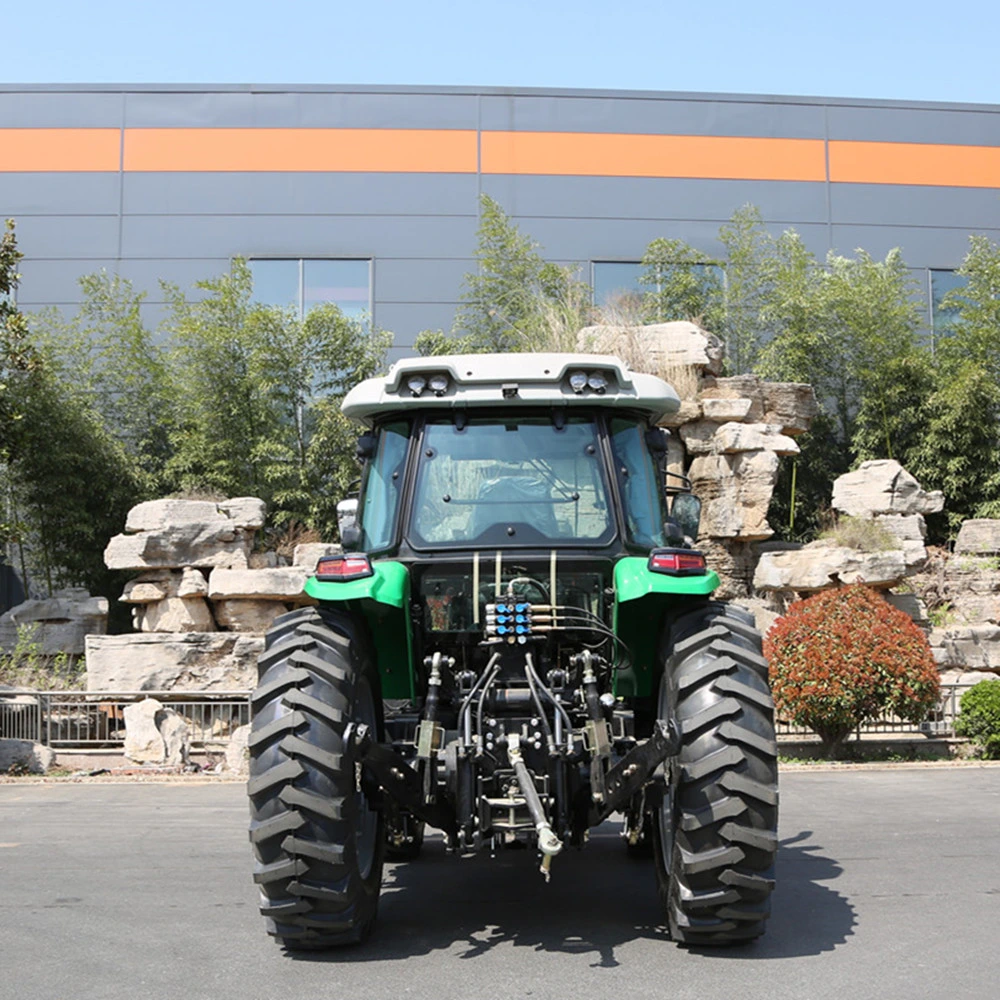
288, 825, 855, 966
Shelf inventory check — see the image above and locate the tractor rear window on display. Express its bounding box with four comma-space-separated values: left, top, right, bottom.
409, 417, 614, 548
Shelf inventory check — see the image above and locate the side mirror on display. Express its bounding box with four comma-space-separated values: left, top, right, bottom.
337, 498, 360, 550
670, 493, 702, 541
356, 433, 377, 461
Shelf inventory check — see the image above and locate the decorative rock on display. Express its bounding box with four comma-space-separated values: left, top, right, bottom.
700, 375, 766, 421
666, 434, 685, 482
293, 543, 343, 568
0, 590, 108, 657
123, 698, 166, 763
177, 568, 209, 598
125, 500, 225, 533
832, 460, 944, 518
753, 540, 907, 593
207, 567, 309, 601
680, 421, 799, 456
929, 625, 1000, 672
951, 594, 1000, 625
876, 514, 926, 542
886, 593, 929, 626
660, 398, 702, 428
689, 450, 780, 541
134, 597, 216, 633
954, 520, 1000, 556
702, 397, 754, 422
695, 539, 758, 600
85, 633, 262, 692
105, 530, 250, 571
938, 669, 998, 687
121, 573, 172, 604
225, 723, 251, 777
159, 709, 190, 766
577, 320, 725, 375
214, 599, 286, 633
761, 382, 819, 435
0, 739, 55, 774
217, 497, 267, 530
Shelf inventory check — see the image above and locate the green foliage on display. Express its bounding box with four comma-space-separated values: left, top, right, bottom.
163, 260, 390, 529
448, 195, 590, 354
955, 679, 1000, 759
938, 235, 1000, 380
638, 237, 722, 329
0, 623, 78, 690
818, 515, 897, 552
766, 585, 940, 755
30, 271, 174, 492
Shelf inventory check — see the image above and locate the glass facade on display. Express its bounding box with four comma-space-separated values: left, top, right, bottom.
249, 258, 371, 321
930, 269, 968, 335
592, 261, 643, 305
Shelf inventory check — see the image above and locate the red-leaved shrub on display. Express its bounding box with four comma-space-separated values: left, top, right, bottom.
765, 585, 940, 754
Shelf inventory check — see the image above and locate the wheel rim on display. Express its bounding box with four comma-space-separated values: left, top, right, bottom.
656, 674, 676, 874
353, 678, 379, 880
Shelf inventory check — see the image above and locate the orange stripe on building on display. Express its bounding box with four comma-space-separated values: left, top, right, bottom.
0, 129, 120, 172
829, 140, 1000, 188
123, 128, 479, 173
480, 131, 828, 182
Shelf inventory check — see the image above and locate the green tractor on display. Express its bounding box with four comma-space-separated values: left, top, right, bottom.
247, 354, 778, 949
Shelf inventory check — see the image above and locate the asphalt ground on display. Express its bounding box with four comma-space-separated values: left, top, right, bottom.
1, 766, 998, 1000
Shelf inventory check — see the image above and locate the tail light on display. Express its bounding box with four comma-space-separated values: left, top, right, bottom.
648, 548, 707, 576
315, 554, 374, 581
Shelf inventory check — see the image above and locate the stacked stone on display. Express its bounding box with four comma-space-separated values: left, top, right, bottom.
0, 588, 108, 659
754, 460, 942, 602
580, 321, 819, 598
86, 497, 339, 693
925, 520, 1000, 686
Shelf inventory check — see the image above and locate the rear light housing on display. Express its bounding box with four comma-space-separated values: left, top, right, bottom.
315, 554, 374, 582
648, 548, 707, 576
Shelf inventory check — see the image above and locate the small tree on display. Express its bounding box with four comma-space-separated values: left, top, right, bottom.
447, 194, 589, 354
638, 236, 722, 328
955, 679, 1000, 759
766, 585, 940, 755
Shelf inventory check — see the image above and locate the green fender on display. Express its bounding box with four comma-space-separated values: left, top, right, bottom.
304, 561, 414, 699
612, 557, 720, 698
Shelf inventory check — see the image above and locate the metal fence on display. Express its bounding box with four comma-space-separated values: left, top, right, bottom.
0, 683, 978, 750
0, 691, 251, 749
775, 683, 972, 740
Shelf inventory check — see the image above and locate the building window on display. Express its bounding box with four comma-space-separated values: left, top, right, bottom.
929, 269, 967, 335
592, 261, 643, 306
249, 258, 372, 322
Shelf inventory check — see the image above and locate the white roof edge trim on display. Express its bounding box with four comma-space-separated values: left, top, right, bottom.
341, 352, 681, 425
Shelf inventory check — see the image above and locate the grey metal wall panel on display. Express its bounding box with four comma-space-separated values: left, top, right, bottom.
503, 217, 833, 262
123, 91, 480, 129
122, 172, 480, 216
0, 173, 121, 215
830, 184, 1000, 230
15, 258, 117, 304
0, 91, 123, 127
12, 216, 120, 260
375, 258, 471, 303
120, 214, 480, 260
829, 225, 998, 267
374, 303, 459, 344
481, 176, 830, 224
827, 105, 1000, 145
115, 257, 234, 298
478, 94, 827, 138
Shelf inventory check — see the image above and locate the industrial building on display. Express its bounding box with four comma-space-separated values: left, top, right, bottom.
2, 83, 998, 357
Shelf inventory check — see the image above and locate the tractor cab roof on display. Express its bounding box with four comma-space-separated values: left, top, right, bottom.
341, 353, 680, 425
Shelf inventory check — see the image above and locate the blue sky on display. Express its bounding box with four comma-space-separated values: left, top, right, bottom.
3, 0, 999, 106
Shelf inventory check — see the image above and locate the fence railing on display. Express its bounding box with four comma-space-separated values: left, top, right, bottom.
0, 683, 978, 749
776, 683, 972, 740
0, 691, 251, 749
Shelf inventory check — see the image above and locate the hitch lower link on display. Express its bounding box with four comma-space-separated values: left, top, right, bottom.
347, 723, 458, 841
591, 719, 679, 824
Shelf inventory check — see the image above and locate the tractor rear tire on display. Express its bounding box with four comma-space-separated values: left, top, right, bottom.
248, 607, 384, 950
653, 602, 778, 945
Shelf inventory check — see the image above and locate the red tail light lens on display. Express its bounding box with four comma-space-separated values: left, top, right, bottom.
648, 548, 707, 575
315, 554, 374, 581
